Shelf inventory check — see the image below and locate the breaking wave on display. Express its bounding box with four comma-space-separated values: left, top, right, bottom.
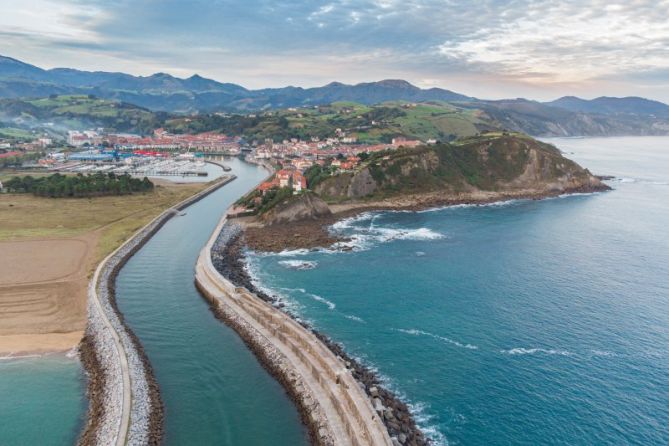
308, 293, 336, 310
278, 260, 318, 270
394, 328, 478, 350
501, 347, 574, 356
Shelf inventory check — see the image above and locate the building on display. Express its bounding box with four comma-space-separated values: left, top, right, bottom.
276, 169, 292, 188
292, 171, 307, 193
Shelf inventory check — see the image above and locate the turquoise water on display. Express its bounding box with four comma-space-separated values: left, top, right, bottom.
0, 354, 86, 445
115, 157, 308, 445
248, 137, 669, 445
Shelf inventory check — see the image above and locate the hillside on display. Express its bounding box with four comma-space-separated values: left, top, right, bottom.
461, 100, 669, 137
0, 95, 165, 135
314, 134, 608, 203
2, 55, 669, 136
244, 133, 610, 252
547, 96, 669, 118
165, 101, 495, 143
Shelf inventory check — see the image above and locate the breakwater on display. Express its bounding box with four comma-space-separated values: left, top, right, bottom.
79, 175, 236, 446
195, 216, 395, 446
210, 226, 429, 446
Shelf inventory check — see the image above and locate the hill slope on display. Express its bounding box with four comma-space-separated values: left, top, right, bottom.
0, 95, 164, 134
314, 134, 608, 203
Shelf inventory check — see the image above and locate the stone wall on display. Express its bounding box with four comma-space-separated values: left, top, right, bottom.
78, 175, 236, 446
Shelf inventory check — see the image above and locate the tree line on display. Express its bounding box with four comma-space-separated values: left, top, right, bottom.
3, 172, 154, 198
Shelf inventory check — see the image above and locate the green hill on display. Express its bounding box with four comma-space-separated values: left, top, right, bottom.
313, 133, 608, 203
0, 95, 165, 135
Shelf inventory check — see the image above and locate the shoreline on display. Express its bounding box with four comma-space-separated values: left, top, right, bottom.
202, 220, 426, 445
78, 174, 236, 446
197, 221, 398, 445
244, 183, 610, 252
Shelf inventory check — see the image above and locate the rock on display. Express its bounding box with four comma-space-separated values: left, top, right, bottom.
369, 386, 379, 397
391, 437, 402, 446
399, 433, 407, 444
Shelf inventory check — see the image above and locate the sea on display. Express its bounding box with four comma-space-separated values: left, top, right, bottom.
246, 137, 669, 445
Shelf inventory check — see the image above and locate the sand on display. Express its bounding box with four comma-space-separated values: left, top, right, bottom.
0, 235, 98, 354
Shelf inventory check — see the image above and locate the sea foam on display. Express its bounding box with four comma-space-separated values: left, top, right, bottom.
278, 260, 318, 270
395, 328, 478, 350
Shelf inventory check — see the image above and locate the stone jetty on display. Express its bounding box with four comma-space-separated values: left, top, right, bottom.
195, 214, 395, 446
78, 175, 236, 446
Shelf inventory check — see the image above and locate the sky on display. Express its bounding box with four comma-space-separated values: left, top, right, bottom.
1, 0, 669, 102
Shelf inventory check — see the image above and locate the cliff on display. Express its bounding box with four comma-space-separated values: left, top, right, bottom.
260, 191, 332, 226
314, 134, 608, 203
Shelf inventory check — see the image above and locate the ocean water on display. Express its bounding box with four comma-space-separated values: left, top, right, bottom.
115, 157, 308, 445
0, 354, 86, 445
248, 137, 669, 445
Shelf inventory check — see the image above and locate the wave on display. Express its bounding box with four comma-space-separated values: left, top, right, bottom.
278, 260, 318, 270
332, 225, 445, 252
243, 258, 304, 314
394, 328, 478, 350
308, 293, 336, 310
344, 314, 366, 323
501, 347, 574, 356
407, 401, 449, 446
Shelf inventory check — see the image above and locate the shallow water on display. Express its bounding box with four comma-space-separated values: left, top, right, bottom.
115, 157, 308, 445
249, 137, 669, 445
0, 354, 86, 445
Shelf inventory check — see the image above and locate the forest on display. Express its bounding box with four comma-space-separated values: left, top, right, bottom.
3, 172, 154, 197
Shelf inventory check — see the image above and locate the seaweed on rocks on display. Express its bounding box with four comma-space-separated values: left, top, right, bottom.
210, 222, 429, 446
77, 334, 106, 446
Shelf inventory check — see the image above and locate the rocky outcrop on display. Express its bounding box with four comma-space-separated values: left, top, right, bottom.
262, 192, 332, 225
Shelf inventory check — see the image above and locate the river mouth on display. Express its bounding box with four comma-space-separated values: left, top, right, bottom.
113, 157, 308, 445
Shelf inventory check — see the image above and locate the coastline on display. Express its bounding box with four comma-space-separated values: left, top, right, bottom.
78, 174, 237, 446
213, 230, 429, 446
196, 219, 399, 446
244, 183, 610, 252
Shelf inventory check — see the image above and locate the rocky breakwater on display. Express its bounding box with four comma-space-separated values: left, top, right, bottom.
212, 225, 428, 446
78, 175, 236, 446
196, 218, 396, 446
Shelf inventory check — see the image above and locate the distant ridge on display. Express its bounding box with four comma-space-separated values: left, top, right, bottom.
546, 96, 669, 118
2, 55, 669, 137
0, 55, 471, 112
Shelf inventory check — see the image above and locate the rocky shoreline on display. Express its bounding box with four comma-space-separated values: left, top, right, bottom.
245, 184, 610, 252
211, 224, 428, 446
78, 175, 235, 446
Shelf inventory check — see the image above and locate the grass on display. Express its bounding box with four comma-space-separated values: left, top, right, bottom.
0, 127, 34, 139
0, 180, 210, 265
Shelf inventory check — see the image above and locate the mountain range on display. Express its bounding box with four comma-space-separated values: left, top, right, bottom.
2, 55, 669, 137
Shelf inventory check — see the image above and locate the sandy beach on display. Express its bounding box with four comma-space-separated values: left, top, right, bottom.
0, 236, 97, 354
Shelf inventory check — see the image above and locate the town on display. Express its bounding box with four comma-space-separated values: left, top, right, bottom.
1, 125, 426, 190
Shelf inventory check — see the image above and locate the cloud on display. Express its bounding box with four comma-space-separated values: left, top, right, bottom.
0, 0, 669, 101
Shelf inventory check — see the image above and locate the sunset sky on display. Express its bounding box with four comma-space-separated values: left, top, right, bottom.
2, 0, 669, 101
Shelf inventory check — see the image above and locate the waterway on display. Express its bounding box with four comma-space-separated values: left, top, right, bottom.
0, 157, 307, 445
115, 157, 307, 445
247, 137, 669, 445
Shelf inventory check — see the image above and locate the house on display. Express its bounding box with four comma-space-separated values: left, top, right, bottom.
257, 179, 279, 195
292, 171, 307, 193
276, 169, 292, 188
